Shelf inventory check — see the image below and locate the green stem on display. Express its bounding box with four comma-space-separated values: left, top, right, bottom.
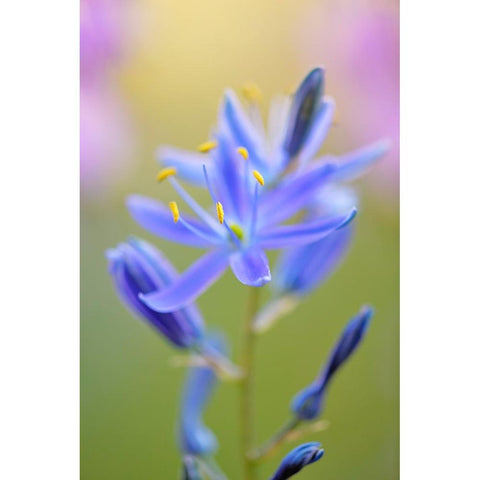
251, 418, 302, 463
240, 287, 260, 480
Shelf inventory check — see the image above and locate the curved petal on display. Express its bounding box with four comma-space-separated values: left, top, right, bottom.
258, 163, 337, 228
296, 97, 335, 168
258, 208, 357, 249
229, 247, 271, 287
156, 146, 212, 186
140, 250, 229, 312
274, 225, 353, 296
331, 140, 389, 182
127, 195, 216, 247
209, 133, 248, 222
219, 90, 266, 169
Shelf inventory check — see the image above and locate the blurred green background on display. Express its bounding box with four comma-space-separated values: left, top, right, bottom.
81, 0, 399, 479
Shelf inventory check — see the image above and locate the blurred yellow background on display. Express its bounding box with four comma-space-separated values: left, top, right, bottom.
81, 0, 399, 478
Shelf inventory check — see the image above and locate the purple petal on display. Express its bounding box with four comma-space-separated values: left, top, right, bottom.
296, 98, 335, 168
140, 250, 229, 311
283, 68, 325, 158
229, 247, 271, 287
274, 225, 353, 296
127, 195, 216, 247
220, 90, 266, 169
258, 208, 357, 249
258, 163, 336, 228
331, 140, 389, 182
209, 133, 249, 223
156, 146, 212, 186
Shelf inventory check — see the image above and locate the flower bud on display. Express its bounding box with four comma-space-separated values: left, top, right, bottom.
106, 237, 204, 348
270, 442, 324, 480
292, 306, 373, 420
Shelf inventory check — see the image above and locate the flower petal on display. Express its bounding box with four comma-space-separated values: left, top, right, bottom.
296, 97, 335, 168
258, 208, 357, 249
331, 140, 389, 182
220, 90, 266, 169
229, 247, 271, 287
283, 68, 325, 158
157, 146, 212, 186
258, 163, 336, 228
140, 250, 229, 311
127, 195, 216, 247
209, 133, 248, 222
274, 224, 353, 296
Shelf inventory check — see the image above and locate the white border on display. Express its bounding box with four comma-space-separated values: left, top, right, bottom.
401, 0, 480, 478
0, 2, 79, 479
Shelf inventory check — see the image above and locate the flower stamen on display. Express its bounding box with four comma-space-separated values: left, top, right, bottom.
216, 202, 224, 224
168, 201, 180, 223
230, 223, 244, 241
241, 82, 263, 103
237, 146, 249, 160
197, 140, 218, 153
157, 167, 177, 182
252, 170, 265, 186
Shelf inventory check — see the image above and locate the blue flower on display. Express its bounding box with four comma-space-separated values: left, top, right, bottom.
178, 332, 227, 456
159, 68, 386, 192
128, 140, 356, 312
106, 237, 204, 349
291, 306, 373, 420
132, 69, 386, 312
269, 442, 324, 480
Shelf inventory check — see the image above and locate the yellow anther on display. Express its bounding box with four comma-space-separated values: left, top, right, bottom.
157, 167, 177, 182
252, 170, 265, 186
168, 201, 180, 223
237, 146, 249, 160
216, 201, 224, 224
197, 140, 218, 153
241, 82, 263, 103
230, 223, 244, 241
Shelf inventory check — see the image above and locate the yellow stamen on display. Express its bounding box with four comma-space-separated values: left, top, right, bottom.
252, 170, 265, 186
230, 223, 244, 241
241, 82, 263, 103
216, 201, 224, 224
168, 201, 180, 223
237, 146, 249, 160
157, 167, 177, 182
197, 140, 218, 153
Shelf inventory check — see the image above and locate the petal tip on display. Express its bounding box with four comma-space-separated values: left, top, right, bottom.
338, 207, 358, 229
253, 274, 272, 287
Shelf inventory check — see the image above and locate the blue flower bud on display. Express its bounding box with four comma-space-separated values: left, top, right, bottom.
178, 332, 227, 456
284, 68, 325, 157
106, 237, 204, 349
270, 442, 324, 480
291, 306, 373, 420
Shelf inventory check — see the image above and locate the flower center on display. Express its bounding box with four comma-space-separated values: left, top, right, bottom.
229, 223, 244, 241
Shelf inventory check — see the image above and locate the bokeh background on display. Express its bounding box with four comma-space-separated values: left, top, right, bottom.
80, 0, 399, 479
